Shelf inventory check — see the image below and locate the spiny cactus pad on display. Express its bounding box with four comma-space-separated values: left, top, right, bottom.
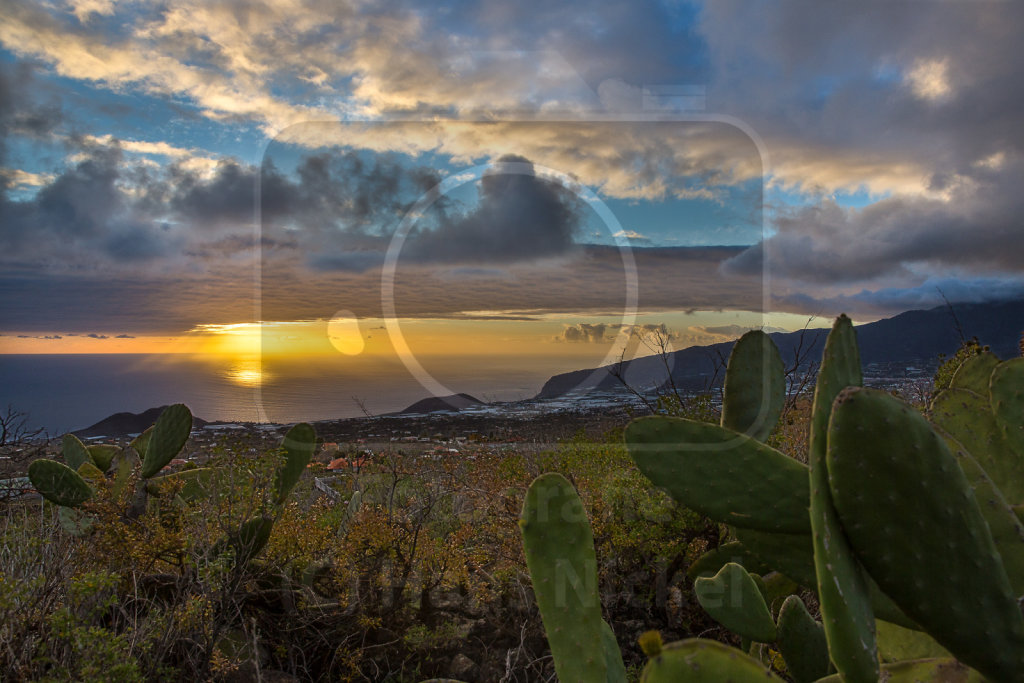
875, 620, 950, 663
941, 437, 1024, 594
85, 444, 119, 473
638, 638, 783, 682
76, 460, 106, 485
694, 563, 776, 643
140, 404, 192, 479
519, 473, 606, 683
58, 505, 96, 537
808, 313, 878, 683
932, 387, 1024, 502
828, 387, 1024, 682
29, 459, 93, 507
625, 416, 810, 533
735, 526, 916, 630
687, 540, 771, 581
230, 516, 274, 565
950, 350, 1000, 395
600, 620, 626, 683
145, 468, 215, 501
62, 433, 91, 471
732, 527, 816, 587
131, 426, 153, 460
814, 658, 985, 683
275, 422, 316, 505
991, 357, 1024, 460
775, 595, 830, 683
721, 329, 785, 441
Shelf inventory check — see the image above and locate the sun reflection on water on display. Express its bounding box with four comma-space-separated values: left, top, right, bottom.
223, 357, 269, 387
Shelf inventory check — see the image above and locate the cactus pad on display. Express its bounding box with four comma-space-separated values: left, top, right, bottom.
29, 459, 93, 507
58, 505, 96, 536
131, 426, 153, 460
638, 638, 783, 682
941, 437, 1024, 594
625, 416, 811, 533
62, 433, 90, 470
687, 540, 770, 581
274, 422, 316, 504
828, 387, 1024, 682
732, 527, 816, 587
814, 658, 985, 683
950, 350, 1000, 394
140, 404, 192, 479
776, 595, 829, 683
721, 330, 786, 441
230, 516, 274, 565
808, 313, 878, 683
875, 619, 950, 662
146, 468, 215, 501
601, 620, 626, 683
991, 357, 1024, 460
694, 563, 777, 643
85, 444, 119, 473
932, 387, 1024, 502
519, 473, 605, 683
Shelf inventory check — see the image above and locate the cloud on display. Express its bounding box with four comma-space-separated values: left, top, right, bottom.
770, 276, 1024, 320
558, 323, 612, 343
85, 333, 107, 339
0, 245, 759, 334
401, 155, 584, 264
723, 157, 1024, 286
555, 321, 684, 344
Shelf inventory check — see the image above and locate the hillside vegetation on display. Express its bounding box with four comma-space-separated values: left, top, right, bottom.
3, 324, 1023, 682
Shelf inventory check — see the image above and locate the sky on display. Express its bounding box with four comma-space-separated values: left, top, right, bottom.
1, 0, 1023, 369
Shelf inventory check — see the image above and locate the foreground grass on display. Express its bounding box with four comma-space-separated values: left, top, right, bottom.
1, 424, 729, 682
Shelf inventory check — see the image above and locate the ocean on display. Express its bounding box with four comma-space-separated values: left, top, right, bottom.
0, 353, 577, 435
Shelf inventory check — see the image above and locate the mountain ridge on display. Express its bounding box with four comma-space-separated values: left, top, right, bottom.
536, 299, 1024, 399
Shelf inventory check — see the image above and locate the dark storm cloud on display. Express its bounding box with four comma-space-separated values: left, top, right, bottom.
403, 156, 583, 264
723, 159, 1024, 285
21, 148, 583, 272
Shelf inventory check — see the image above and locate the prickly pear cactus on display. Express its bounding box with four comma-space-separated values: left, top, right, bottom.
625, 417, 810, 533
274, 422, 316, 505
519, 473, 607, 683
140, 403, 192, 479
687, 540, 771, 581
62, 433, 91, 471
85, 444, 119, 473
229, 516, 275, 566
807, 314, 879, 683
600, 620, 626, 683
28, 459, 93, 507
814, 658, 985, 682
131, 426, 153, 460
775, 595, 829, 683
932, 387, 1024, 502
693, 562, 776, 643
828, 387, 1024, 682
145, 468, 214, 501
638, 638, 783, 682
721, 329, 785, 441
991, 357, 1024, 458
949, 350, 1000, 394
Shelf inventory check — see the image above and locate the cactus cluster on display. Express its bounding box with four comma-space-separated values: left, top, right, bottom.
517, 319, 1024, 682
27, 404, 318, 566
